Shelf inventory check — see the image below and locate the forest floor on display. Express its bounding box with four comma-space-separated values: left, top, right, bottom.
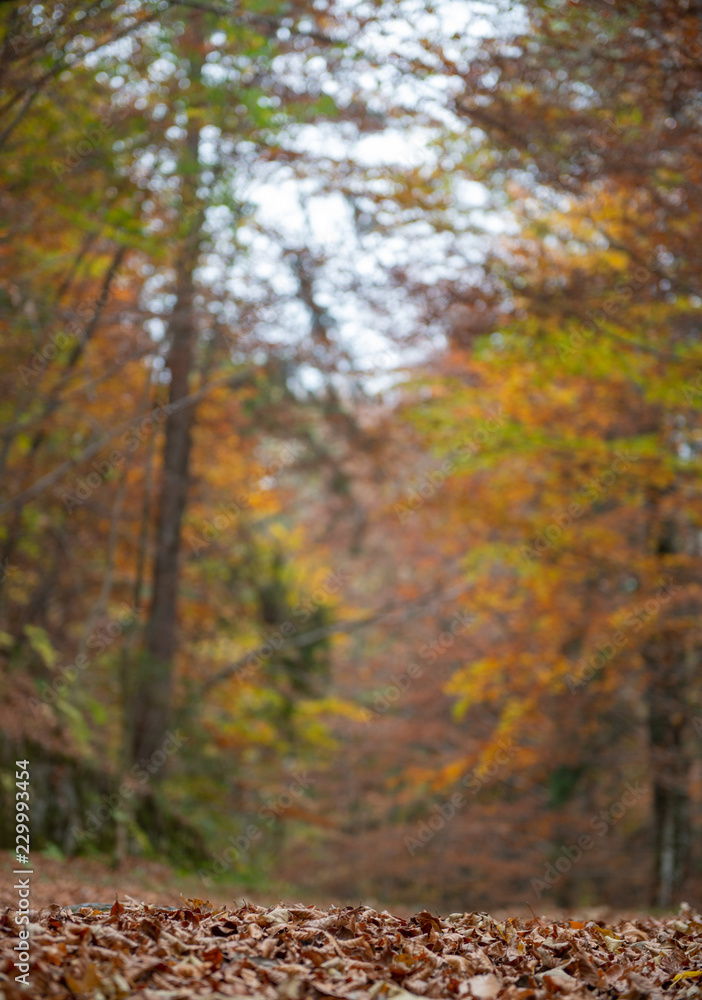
0, 850, 643, 922
1, 852, 701, 999
0, 850, 228, 912
1, 889, 701, 1000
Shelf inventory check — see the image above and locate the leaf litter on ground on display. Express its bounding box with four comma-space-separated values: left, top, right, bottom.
1, 897, 701, 999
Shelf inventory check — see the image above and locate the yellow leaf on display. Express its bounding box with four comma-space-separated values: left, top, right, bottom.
671, 970, 702, 983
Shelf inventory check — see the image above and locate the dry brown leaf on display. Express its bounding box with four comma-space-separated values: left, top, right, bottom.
467, 972, 501, 998
1, 899, 699, 1000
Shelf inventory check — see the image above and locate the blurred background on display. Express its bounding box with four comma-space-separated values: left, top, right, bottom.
1, 0, 701, 914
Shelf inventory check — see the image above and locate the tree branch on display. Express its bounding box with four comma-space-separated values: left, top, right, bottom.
0, 367, 254, 516
196, 577, 471, 697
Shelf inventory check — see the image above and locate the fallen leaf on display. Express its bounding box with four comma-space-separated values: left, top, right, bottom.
467, 973, 501, 998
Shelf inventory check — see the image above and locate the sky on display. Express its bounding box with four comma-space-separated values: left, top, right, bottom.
214, 0, 521, 392
85, 0, 522, 391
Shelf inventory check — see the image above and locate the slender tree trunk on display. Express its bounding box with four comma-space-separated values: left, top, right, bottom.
128, 215, 201, 766
126, 9, 206, 769
126, 8, 211, 770
640, 492, 696, 909
643, 633, 692, 908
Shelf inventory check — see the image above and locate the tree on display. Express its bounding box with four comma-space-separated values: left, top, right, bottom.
397, 0, 702, 907
0, 0, 450, 861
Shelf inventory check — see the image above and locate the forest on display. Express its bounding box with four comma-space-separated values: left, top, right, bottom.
1, 0, 702, 923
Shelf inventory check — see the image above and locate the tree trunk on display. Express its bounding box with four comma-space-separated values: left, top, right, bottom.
129, 204, 202, 767
643, 633, 692, 908
127, 14, 205, 773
